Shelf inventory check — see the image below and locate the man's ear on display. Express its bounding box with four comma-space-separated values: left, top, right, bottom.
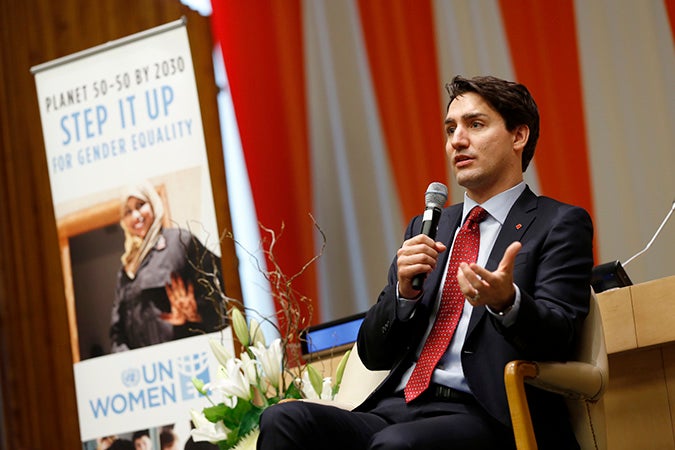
513, 125, 530, 151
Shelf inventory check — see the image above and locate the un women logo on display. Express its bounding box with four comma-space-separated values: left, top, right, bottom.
121, 367, 141, 388
175, 351, 210, 400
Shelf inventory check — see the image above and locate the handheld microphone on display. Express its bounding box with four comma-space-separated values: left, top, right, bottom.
411, 182, 448, 290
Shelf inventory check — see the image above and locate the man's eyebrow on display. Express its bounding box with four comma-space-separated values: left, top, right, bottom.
445, 112, 489, 125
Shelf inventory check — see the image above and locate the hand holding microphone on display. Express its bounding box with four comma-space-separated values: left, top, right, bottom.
401, 182, 448, 292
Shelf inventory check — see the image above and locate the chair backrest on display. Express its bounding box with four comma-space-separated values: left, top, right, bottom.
565, 291, 609, 449
333, 342, 389, 408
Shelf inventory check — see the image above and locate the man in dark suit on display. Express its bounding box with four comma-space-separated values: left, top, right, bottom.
257, 75, 593, 449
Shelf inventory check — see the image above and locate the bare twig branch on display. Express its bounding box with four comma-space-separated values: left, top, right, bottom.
189, 215, 326, 391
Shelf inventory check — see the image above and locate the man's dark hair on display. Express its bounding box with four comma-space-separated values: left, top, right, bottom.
446, 75, 540, 172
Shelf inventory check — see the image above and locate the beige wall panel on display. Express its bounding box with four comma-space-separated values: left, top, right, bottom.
663, 344, 675, 446
605, 348, 675, 449
597, 286, 637, 353
632, 275, 675, 348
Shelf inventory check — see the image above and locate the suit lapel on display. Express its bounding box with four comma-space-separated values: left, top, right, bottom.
467, 187, 538, 333
486, 187, 538, 271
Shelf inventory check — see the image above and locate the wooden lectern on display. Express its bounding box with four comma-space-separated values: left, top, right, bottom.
597, 275, 675, 449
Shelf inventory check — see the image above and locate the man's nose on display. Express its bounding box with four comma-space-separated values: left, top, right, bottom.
450, 126, 469, 149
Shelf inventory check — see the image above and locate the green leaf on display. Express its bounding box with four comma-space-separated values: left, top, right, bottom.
239, 406, 264, 437
224, 429, 240, 449
306, 363, 324, 397
214, 405, 264, 450
262, 394, 281, 407
334, 349, 351, 392
222, 400, 253, 430
203, 403, 230, 423
283, 380, 303, 400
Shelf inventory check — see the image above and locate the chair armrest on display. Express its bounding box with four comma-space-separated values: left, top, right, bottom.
528, 361, 606, 401
505, 359, 608, 450
504, 361, 538, 450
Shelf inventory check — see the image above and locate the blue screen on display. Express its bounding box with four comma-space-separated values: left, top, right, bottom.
305, 317, 364, 354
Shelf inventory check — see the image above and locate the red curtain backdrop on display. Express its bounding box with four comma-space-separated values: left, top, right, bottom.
356, 0, 448, 219
499, 0, 594, 220
210, 0, 319, 327
666, 0, 675, 41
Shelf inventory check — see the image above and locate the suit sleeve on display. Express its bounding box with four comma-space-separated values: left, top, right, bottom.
498, 204, 594, 361
357, 215, 433, 370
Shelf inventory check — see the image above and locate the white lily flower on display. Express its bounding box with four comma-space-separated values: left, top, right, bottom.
249, 339, 282, 389
190, 409, 229, 443
320, 376, 334, 400
300, 371, 319, 400
209, 358, 252, 400
300, 372, 334, 400
243, 350, 269, 395
231, 308, 250, 347
240, 352, 258, 386
302, 370, 333, 400
202, 380, 238, 409
208, 338, 232, 368
249, 318, 266, 347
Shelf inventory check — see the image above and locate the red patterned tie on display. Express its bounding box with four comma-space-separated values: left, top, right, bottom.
404, 206, 488, 402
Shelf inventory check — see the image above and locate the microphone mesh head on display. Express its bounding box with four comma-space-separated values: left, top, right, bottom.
425, 182, 448, 208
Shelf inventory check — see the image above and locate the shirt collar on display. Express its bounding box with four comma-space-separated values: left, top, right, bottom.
462, 182, 527, 225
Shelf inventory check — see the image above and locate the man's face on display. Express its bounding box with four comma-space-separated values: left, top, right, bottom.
444, 92, 526, 203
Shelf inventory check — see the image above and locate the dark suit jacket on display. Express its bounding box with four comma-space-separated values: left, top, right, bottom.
356, 186, 594, 447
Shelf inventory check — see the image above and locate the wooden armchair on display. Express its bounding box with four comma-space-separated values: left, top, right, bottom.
504, 292, 608, 450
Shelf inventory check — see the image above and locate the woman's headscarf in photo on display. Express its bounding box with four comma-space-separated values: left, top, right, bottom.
120, 180, 165, 279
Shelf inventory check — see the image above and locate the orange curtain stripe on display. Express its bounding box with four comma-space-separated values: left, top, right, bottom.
665, 0, 675, 42
210, 1, 319, 326
357, 0, 448, 219
498, 0, 595, 225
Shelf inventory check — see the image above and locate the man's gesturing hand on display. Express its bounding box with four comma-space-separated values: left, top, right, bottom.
457, 241, 522, 312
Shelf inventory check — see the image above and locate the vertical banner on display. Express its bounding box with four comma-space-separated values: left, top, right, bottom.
31, 19, 232, 447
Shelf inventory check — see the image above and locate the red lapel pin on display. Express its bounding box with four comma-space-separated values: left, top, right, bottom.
515, 224, 522, 230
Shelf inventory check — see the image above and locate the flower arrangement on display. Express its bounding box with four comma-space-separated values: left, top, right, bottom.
188, 221, 350, 450
189, 309, 350, 449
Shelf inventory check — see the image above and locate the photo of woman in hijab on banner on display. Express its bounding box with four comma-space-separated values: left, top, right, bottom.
60, 170, 231, 449
112, 180, 225, 352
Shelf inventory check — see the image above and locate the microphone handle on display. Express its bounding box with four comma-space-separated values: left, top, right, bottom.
411, 206, 441, 290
